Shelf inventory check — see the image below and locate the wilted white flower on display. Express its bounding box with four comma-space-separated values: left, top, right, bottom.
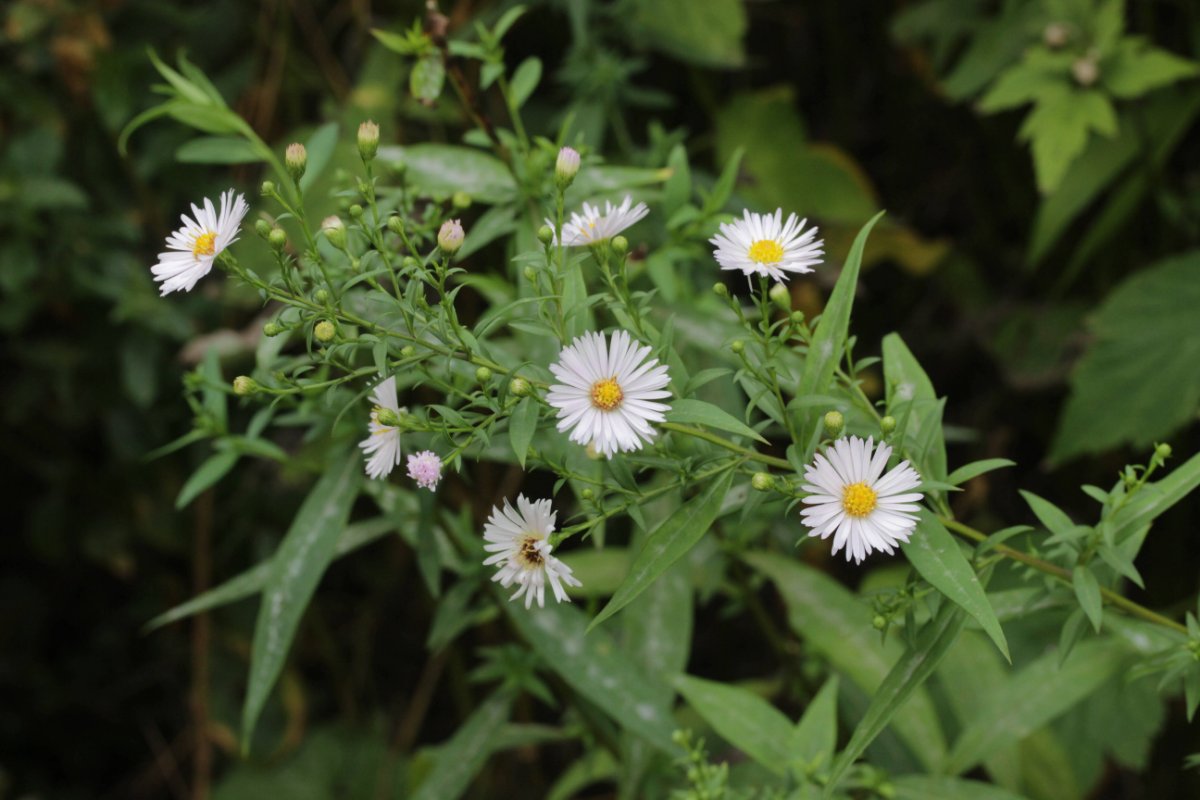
799, 436, 923, 564
359, 376, 404, 479
710, 209, 823, 283
407, 450, 443, 491
548, 195, 648, 246
152, 189, 248, 295
483, 494, 581, 608
546, 330, 671, 458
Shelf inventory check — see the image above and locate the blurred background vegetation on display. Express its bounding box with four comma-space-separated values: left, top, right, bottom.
3, 0, 1199, 797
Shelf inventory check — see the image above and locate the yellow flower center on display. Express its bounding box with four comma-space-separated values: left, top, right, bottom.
192, 231, 217, 258
747, 239, 784, 264
590, 378, 623, 411
518, 535, 545, 568
842, 482, 878, 518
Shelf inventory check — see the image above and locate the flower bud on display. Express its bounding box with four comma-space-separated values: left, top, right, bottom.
537, 225, 555, 245
1071, 56, 1100, 87
555, 146, 580, 189
321, 216, 346, 249
376, 407, 403, 427
402, 256, 420, 270
348, 204, 363, 219
611, 235, 629, 256
523, 266, 537, 282
233, 376, 258, 396
713, 282, 728, 297
790, 310, 805, 326
872, 615, 887, 630
880, 415, 897, 435
260, 180, 276, 196
509, 377, 531, 397
581, 488, 595, 501
751, 472, 775, 492
452, 191, 471, 209
585, 442, 604, 460
254, 219, 272, 238
314, 289, 330, 304
357, 120, 380, 161
263, 322, 282, 337
285, 142, 307, 181
769, 282, 791, 311
387, 216, 405, 235
1043, 21, 1070, 49
1156, 443, 1173, 460
268, 228, 287, 252
314, 320, 337, 342
437, 219, 465, 254
475, 366, 492, 383
730, 339, 744, 354
401, 345, 416, 358
823, 410, 844, 439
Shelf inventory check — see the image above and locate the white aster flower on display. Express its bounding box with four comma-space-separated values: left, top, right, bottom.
799, 436, 923, 564
483, 494, 581, 608
548, 195, 649, 246
710, 208, 823, 283
152, 189, 249, 295
546, 330, 671, 458
359, 376, 404, 479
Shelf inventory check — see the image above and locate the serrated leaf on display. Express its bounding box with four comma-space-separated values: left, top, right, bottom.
901, 511, 1009, 660
1103, 39, 1199, 99
665, 398, 768, 443
589, 469, 734, 630
1020, 86, 1118, 193
507, 397, 539, 468
241, 452, 361, 748
674, 675, 795, 775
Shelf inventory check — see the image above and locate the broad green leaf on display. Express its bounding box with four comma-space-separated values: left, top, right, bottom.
824, 601, 968, 797
176, 136, 263, 164
504, 598, 678, 752
790, 676, 839, 771
744, 553, 946, 769
507, 397, 539, 468
942, 640, 1124, 775
589, 469, 735, 630
946, 458, 1016, 486
378, 144, 517, 202
882, 332, 946, 481
665, 398, 768, 443
1072, 566, 1103, 631
1019, 86, 1118, 193
893, 776, 1032, 800
977, 49, 1072, 112
411, 690, 514, 800
176, 451, 239, 510
558, 548, 630, 597
1103, 39, 1198, 99
622, 557, 692, 707
940, 2, 1048, 100
241, 452, 361, 748
1050, 253, 1200, 462
902, 511, 1009, 660
410, 54, 446, 104
674, 675, 795, 776
629, 0, 746, 68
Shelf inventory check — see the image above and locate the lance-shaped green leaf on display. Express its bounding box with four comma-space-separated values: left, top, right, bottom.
946, 458, 1016, 486
1072, 565, 1103, 631
902, 511, 1009, 660
175, 450, 239, 510
674, 675, 795, 776
589, 469, 735, 630
883, 332, 947, 482
893, 776, 1033, 800
789, 676, 839, 773
796, 212, 885, 443
824, 601, 967, 797
1112, 450, 1200, 543
241, 452, 361, 748
665, 398, 768, 443
942, 639, 1124, 775
504, 598, 678, 752
744, 553, 946, 769
411, 689, 515, 800
508, 396, 539, 467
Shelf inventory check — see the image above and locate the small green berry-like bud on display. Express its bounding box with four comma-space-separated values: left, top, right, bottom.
475, 366, 492, 383
314, 320, 337, 342
769, 282, 791, 311
523, 266, 537, 282
611, 235, 629, 256
357, 120, 380, 161
713, 282, 729, 297
452, 191, 471, 209
555, 146, 580, 189
880, 415, 897, 434
260, 180, 276, 196
387, 216, 405, 235
402, 256, 420, 270
1156, 443, 1173, 460
537, 225, 555, 245
790, 310, 805, 325
285, 142, 307, 181
376, 407, 402, 427
268, 228, 287, 252
400, 345, 416, 358
730, 339, 745, 354
233, 376, 258, 396
509, 377, 531, 397
321, 216, 346, 249
437, 219, 465, 254
254, 219, 272, 238
314, 289, 330, 304
348, 204, 363, 219
581, 488, 595, 501
263, 322, 282, 337
751, 472, 775, 492
823, 410, 844, 439
872, 615, 887, 630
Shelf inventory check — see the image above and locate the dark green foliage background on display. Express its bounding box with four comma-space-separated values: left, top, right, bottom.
2, 0, 1199, 797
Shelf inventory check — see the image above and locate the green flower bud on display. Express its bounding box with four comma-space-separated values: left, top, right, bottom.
233, 376, 258, 396
1156, 443, 1173, 461
376, 407, 403, 427
509, 377, 531, 397
284, 142, 307, 181
314, 320, 337, 342
537, 225, 555, 245
823, 410, 844, 439
475, 366, 492, 383
387, 216, 405, 235
769, 282, 791, 311
437, 219, 465, 254
268, 228, 287, 252
790, 310, 805, 326
730, 339, 744, 354
254, 219, 272, 238
523, 266, 537, 282
314, 289, 330, 304
401, 345, 416, 358
872, 615, 887, 630
321, 216, 346, 249
263, 322, 282, 337
555, 146, 580, 189
452, 190, 471, 209
880, 415, 897, 435
751, 472, 775, 492
392, 160, 407, 178
348, 204, 363, 219
611, 235, 629, 256
260, 180, 276, 196
581, 488, 595, 501
713, 282, 728, 297
357, 120, 380, 161
402, 256, 420, 270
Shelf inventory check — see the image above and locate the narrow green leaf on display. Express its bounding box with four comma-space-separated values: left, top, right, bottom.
589, 469, 735, 630
942, 640, 1124, 775
893, 776, 1033, 800
508, 57, 542, 108
508, 397, 539, 468
622, 557, 692, 708
744, 553, 946, 769
665, 398, 768, 443
1112, 451, 1200, 543
824, 601, 968, 797
882, 332, 947, 482
946, 458, 1016, 486
411, 690, 514, 800
176, 136, 263, 164
299, 122, 339, 192
175, 451, 239, 509
901, 511, 1009, 660
1072, 565, 1103, 632
674, 675, 794, 775
241, 452, 361, 748
790, 676, 839, 771
1019, 490, 1075, 536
